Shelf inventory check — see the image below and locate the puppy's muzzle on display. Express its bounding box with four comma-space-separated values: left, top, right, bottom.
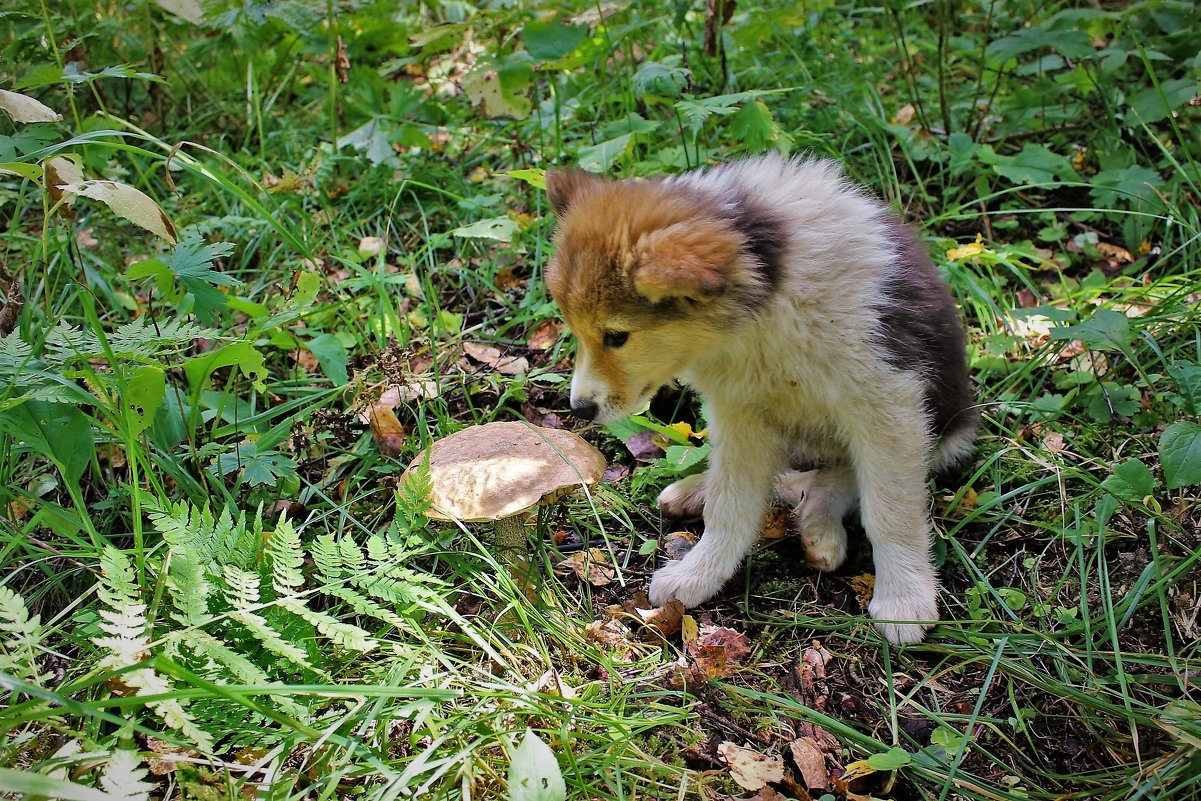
570, 399, 599, 421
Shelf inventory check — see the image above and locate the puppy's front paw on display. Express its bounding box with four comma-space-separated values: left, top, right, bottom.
798, 513, 848, 573
869, 586, 939, 645
658, 473, 707, 518
648, 557, 725, 608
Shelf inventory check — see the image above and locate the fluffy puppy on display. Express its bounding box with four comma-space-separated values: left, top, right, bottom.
544, 155, 977, 644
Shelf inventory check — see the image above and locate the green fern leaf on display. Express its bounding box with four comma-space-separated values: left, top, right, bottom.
0, 586, 45, 684
99, 749, 155, 801
323, 585, 411, 631
231, 610, 322, 676
277, 597, 377, 653
267, 519, 304, 595
167, 547, 210, 626
187, 633, 310, 720
312, 534, 342, 580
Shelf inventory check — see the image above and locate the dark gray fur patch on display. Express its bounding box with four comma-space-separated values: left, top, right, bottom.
725, 193, 787, 293
876, 214, 979, 459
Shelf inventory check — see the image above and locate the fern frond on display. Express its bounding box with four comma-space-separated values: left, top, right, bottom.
231, 611, 322, 676
276, 597, 377, 653
323, 586, 411, 631
95, 547, 148, 668
0, 586, 46, 684
312, 534, 342, 581
99, 748, 155, 801
395, 457, 433, 535
267, 519, 304, 595
122, 668, 215, 753
221, 565, 262, 610
43, 318, 217, 364
167, 547, 210, 626
187, 633, 310, 720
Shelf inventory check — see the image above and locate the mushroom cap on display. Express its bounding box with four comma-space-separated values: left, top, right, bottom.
402, 421, 606, 522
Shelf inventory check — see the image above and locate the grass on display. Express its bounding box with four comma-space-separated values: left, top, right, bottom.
1, 0, 1200, 799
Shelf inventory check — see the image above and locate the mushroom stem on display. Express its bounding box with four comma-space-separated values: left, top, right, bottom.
493, 515, 535, 601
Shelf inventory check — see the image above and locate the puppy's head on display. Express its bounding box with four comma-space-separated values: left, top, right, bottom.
545, 169, 763, 423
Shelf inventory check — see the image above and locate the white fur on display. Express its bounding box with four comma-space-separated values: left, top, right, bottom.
568, 155, 968, 644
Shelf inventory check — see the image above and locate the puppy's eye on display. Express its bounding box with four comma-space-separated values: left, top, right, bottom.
603, 331, 630, 348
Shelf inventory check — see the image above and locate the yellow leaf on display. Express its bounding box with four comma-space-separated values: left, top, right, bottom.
945, 233, 988, 262
59, 180, 178, 244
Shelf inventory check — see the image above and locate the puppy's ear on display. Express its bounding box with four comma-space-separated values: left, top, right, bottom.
632, 220, 741, 303
546, 169, 602, 217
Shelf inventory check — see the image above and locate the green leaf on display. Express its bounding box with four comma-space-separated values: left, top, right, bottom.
183, 342, 268, 393
304, 333, 348, 385
577, 133, 632, 173
731, 100, 783, 153
523, 20, 587, 62
336, 118, 400, 166
1101, 458, 1158, 503
1090, 166, 1165, 209
981, 143, 1079, 186
1160, 422, 1201, 489
1048, 309, 1131, 353
633, 60, 690, 98
1166, 362, 1201, 414
0, 401, 94, 486
0, 768, 110, 801
986, 27, 1093, 64
0, 161, 42, 180
867, 747, 911, 771
213, 441, 298, 488
508, 729, 566, 801
124, 366, 166, 436
451, 215, 520, 242
1085, 382, 1140, 423
508, 168, 547, 190
930, 726, 967, 757
1128, 79, 1196, 125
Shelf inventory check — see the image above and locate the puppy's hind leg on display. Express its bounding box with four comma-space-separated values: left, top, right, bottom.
775, 466, 858, 572
658, 472, 707, 518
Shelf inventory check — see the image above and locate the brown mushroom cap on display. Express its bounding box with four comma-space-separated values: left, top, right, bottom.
402, 421, 606, 522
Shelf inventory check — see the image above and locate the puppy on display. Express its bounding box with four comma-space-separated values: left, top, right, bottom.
544, 155, 977, 644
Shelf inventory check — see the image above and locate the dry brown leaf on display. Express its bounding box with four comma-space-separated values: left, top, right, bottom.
663, 530, 698, 560
154, 0, 206, 24
789, 737, 829, 790
849, 574, 875, 610
1096, 240, 1134, 264
691, 625, 752, 663
624, 430, 664, 462
892, 104, 916, 126
584, 617, 635, 660
634, 599, 685, 638
44, 155, 83, 216
717, 742, 785, 791
58, 180, 178, 244
358, 236, 385, 257
758, 506, 791, 541
555, 548, 615, 586
526, 319, 563, 350
0, 88, 62, 123
463, 341, 529, 375
368, 404, 406, 457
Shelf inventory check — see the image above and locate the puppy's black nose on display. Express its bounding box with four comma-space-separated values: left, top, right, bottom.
571, 400, 599, 421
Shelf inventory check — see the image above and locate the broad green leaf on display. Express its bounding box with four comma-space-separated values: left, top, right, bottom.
1086, 382, 1140, 423
183, 342, 268, 392
523, 20, 587, 62
0, 161, 42, 180
981, 144, 1079, 186
1167, 362, 1201, 414
451, 216, 519, 242
1090, 166, 1165, 209
1129, 79, 1195, 125
1048, 309, 1131, 353
1160, 422, 1201, 489
577, 133, 631, 173
0, 400, 94, 486
336, 118, 398, 166
292, 270, 321, 308
1101, 458, 1158, 503
731, 100, 781, 153
304, 333, 348, 385
124, 366, 166, 436
986, 27, 1093, 65
462, 59, 532, 120
508, 168, 546, 190
508, 730, 566, 801
867, 747, 911, 770
213, 441, 298, 488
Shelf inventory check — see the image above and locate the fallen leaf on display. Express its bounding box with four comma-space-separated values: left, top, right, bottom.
555, 548, 615, 586
584, 617, 636, 661
717, 742, 785, 791
358, 236, 384, 257
463, 341, 529, 375
58, 180, 178, 244
527, 668, 575, 699
662, 530, 698, 560
945, 234, 987, 262
789, 737, 829, 790
623, 430, 664, 462
526, 319, 563, 350
368, 404, 406, 457
494, 265, 525, 290
634, 599, 685, 638
0, 88, 62, 123
1095, 240, 1133, 264
681, 614, 699, 645
602, 463, 631, 483
849, 574, 875, 610
758, 506, 791, 541
690, 625, 752, 664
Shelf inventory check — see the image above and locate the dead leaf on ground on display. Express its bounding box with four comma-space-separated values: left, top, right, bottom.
555, 548, 615, 586
633, 600, 685, 638
463, 341, 529, 375
494, 265, 525, 290
662, 530, 698, 560
584, 617, 637, 661
603, 463, 632, 483
368, 404, 406, 457
526, 319, 563, 350
758, 506, 791, 541
892, 103, 916, 126
789, 737, 830, 790
624, 430, 664, 462
798, 640, 833, 709
714, 788, 790, 801
690, 625, 752, 664
358, 236, 385, 257
849, 574, 875, 610
717, 742, 785, 791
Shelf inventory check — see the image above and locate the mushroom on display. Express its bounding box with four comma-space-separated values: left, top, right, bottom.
401, 421, 606, 591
